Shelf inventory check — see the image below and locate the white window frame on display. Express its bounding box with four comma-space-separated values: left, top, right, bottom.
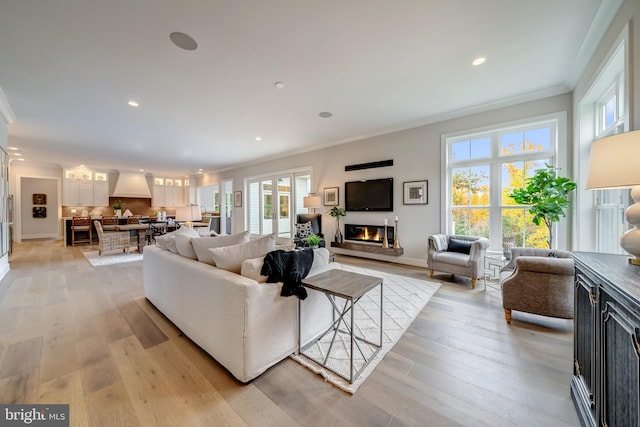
443, 113, 566, 252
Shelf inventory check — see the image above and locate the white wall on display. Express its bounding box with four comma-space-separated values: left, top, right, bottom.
572, 0, 640, 252
200, 93, 572, 266
10, 163, 63, 242
20, 177, 59, 239
0, 116, 8, 278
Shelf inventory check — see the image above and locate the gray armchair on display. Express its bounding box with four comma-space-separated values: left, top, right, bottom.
500, 247, 574, 324
427, 234, 489, 289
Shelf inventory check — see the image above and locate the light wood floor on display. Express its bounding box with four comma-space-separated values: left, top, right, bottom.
0, 240, 580, 427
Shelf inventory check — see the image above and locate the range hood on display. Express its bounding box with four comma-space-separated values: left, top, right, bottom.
111, 172, 152, 198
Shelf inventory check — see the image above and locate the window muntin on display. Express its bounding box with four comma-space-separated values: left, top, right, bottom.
447, 120, 556, 250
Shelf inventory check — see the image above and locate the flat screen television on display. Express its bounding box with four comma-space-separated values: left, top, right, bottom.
345, 178, 393, 211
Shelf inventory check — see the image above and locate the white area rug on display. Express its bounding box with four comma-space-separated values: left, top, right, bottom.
291, 264, 440, 394
83, 248, 142, 267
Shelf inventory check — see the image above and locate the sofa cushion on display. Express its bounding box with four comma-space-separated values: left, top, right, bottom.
295, 221, 314, 238
155, 230, 177, 251
175, 227, 200, 259
191, 230, 250, 265
447, 238, 472, 254
240, 256, 269, 283
209, 234, 276, 273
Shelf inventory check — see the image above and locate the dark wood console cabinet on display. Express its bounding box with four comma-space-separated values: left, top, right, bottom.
572, 252, 640, 427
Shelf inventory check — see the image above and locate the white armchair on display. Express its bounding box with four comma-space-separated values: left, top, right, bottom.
427, 234, 490, 288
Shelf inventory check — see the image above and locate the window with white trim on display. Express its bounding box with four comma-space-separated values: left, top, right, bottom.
446, 120, 558, 251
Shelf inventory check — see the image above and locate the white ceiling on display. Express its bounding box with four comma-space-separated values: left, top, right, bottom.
0, 0, 615, 176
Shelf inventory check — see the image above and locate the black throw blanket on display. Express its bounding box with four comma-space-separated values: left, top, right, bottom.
260, 249, 315, 300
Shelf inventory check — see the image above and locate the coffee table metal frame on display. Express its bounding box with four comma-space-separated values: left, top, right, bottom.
299, 269, 383, 384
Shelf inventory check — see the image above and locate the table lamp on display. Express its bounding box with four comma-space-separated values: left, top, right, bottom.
176, 205, 203, 228
586, 130, 640, 264
303, 193, 322, 214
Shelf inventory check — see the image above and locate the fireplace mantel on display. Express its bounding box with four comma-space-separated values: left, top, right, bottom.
330, 241, 404, 256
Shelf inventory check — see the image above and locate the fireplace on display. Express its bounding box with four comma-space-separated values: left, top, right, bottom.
345, 223, 394, 244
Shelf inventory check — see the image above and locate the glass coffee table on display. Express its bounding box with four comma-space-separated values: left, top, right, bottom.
299, 269, 383, 384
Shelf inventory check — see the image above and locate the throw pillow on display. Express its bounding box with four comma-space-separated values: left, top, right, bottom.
155, 230, 177, 251
447, 238, 472, 254
295, 221, 314, 239
191, 230, 250, 265
209, 234, 276, 274
240, 256, 269, 283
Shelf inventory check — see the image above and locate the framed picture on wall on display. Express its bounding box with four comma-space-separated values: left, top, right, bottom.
403, 180, 428, 205
323, 187, 339, 206
234, 191, 242, 207
33, 193, 47, 205
33, 206, 47, 218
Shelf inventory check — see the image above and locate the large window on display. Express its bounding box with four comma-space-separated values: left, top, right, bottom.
446, 119, 558, 251
247, 170, 312, 238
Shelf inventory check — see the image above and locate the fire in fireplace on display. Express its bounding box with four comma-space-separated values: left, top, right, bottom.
345, 224, 394, 244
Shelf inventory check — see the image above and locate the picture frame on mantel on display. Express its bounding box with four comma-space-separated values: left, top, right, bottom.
323, 187, 339, 206
233, 191, 242, 207
403, 180, 428, 205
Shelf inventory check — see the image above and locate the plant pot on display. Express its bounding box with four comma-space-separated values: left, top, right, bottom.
114, 209, 122, 217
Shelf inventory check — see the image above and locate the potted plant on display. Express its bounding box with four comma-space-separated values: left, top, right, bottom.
305, 234, 323, 249
509, 164, 576, 248
328, 206, 346, 243
112, 200, 123, 217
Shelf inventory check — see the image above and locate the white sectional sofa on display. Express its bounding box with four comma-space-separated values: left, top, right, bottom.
142, 229, 335, 383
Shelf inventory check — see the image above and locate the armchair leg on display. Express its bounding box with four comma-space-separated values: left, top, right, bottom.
429, 269, 434, 278
504, 309, 512, 324
471, 278, 476, 289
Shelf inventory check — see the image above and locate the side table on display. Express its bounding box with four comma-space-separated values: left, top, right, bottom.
299, 269, 383, 384
484, 254, 507, 291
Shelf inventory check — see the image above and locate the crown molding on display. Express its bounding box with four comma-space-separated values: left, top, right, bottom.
0, 86, 16, 124
563, 0, 624, 88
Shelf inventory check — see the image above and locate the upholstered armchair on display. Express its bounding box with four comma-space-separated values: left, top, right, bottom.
500, 247, 574, 324
293, 213, 325, 248
427, 234, 489, 288
94, 220, 131, 255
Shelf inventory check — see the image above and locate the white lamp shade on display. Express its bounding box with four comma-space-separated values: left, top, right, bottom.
175, 205, 203, 222
586, 130, 640, 190
303, 195, 322, 209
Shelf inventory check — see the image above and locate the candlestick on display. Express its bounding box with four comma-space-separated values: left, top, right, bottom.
382, 224, 389, 248
384, 218, 388, 225
393, 218, 401, 249
395, 216, 398, 222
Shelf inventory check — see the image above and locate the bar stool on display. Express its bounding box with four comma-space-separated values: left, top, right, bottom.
101, 215, 118, 231
71, 216, 92, 246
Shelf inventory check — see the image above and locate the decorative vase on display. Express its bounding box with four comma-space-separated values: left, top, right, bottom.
114, 209, 122, 217
335, 220, 343, 243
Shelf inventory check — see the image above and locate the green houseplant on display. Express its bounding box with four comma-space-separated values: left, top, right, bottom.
328, 206, 346, 243
305, 234, 323, 248
112, 200, 123, 216
509, 164, 576, 248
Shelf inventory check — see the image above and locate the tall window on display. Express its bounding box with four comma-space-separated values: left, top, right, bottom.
446, 119, 557, 250
593, 73, 626, 253
247, 169, 312, 237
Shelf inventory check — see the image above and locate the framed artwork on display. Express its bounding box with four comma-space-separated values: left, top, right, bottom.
403, 180, 428, 205
234, 191, 242, 207
33, 206, 47, 218
33, 193, 47, 205
323, 187, 339, 206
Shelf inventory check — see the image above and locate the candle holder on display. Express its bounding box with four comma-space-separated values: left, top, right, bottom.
393, 219, 401, 249
382, 224, 389, 248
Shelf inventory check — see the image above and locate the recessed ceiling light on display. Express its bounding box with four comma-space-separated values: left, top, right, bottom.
319, 112, 333, 118
12, 153, 21, 156
16, 158, 24, 161
255, 136, 262, 141
128, 100, 139, 107
8, 146, 18, 151
472, 57, 486, 66
170, 32, 198, 51
197, 168, 203, 172
274, 82, 285, 89
139, 169, 144, 172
